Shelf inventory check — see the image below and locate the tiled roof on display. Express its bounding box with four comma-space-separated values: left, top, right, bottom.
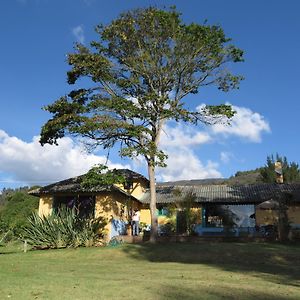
139, 183, 300, 204
29, 169, 147, 198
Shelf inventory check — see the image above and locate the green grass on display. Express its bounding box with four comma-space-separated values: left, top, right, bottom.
0, 241, 300, 299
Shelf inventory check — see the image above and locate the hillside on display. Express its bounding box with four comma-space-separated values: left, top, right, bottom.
159, 168, 263, 186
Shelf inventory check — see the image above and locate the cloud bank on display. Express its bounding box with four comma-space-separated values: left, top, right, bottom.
157, 123, 220, 181
209, 104, 271, 142
0, 130, 128, 185
157, 104, 270, 181
0, 104, 271, 185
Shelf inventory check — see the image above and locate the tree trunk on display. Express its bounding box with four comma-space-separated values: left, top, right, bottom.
148, 162, 158, 243
277, 199, 290, 242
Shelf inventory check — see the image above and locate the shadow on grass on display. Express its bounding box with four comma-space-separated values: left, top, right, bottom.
122, 242, 300, 287
158, 284, 295, 300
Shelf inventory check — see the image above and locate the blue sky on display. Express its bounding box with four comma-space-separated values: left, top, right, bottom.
0, 0, 299, 188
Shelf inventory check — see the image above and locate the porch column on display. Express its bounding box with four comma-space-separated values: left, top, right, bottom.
201, 205, 206, 228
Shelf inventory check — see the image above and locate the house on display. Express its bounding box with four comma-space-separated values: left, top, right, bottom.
30, 169, 151, 239
30, 169, 300, 239
141, 183, 300, 236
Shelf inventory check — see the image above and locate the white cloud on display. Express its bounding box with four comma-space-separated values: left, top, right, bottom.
160, 124, 211, 148
156, 102, 270, 181
72, 25, 85, 44
206, 104, 271, 142
0, 130, 129, 185
220, 151, 233, 164
157, 123, 221, 181
158, 150, 221, 182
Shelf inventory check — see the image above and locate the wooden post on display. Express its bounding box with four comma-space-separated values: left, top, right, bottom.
24, 240, 28, 253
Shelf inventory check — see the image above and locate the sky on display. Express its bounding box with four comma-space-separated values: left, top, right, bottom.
0, 0, 299, 189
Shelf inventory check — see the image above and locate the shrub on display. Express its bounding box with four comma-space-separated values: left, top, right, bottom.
0, 229, 14, 245
22, 208, 106, 249
0, 191, 39, 237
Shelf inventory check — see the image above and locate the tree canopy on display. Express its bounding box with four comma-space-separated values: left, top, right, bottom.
40, 7, 244, 241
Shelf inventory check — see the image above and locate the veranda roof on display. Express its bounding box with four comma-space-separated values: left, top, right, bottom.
139, 183, 300, 205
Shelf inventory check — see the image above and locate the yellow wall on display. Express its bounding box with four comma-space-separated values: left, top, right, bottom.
139, 209, 171, 226
38, 196, 53, 217
256, 205, 300, 226
140, 208, 151, 224
255, 208, 278, 226
95, 192, 141, 239
114, 178, 148, 200
139, 206, 202, 227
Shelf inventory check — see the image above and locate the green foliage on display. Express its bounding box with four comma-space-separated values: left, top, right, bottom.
0, 230, 14, 245
22, 208, 106, 249
234, 168, 262, 178
0, 190, 39, 237
260, 154, 300, 183
228, 168, 263, 184
173, 189, 198, 235
81, 164, 126, 189
40, 6, 243, 168
228, 154, 300, 185
107, 236, 124, 247
159, 222, 176, 236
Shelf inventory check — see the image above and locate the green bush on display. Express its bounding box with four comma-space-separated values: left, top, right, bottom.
0, 229, 14, 245
22, 208, 106, 249
0, 191, 39, 237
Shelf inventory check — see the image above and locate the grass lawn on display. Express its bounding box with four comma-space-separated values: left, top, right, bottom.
0, 241, 300, 300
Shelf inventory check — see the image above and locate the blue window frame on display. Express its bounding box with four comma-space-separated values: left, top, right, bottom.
157, 207, 169, 216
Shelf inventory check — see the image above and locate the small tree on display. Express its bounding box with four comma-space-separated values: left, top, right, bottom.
40, 7, 244, 242
173, 188, 198, 235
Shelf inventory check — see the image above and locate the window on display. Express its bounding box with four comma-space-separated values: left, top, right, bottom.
157, 206, 169, 216
123, 180, 133, 190
53, 195, 95, 219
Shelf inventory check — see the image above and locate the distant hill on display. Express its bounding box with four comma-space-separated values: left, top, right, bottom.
227, 168, 263, 185
158, 168, 263, 186
158, 178, 226, 186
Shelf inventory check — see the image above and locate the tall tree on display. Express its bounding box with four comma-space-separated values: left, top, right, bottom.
260, 154, 300, 183
40, 7, 244, 242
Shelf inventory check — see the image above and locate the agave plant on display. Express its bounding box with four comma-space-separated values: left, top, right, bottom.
22, 208, 106, 249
